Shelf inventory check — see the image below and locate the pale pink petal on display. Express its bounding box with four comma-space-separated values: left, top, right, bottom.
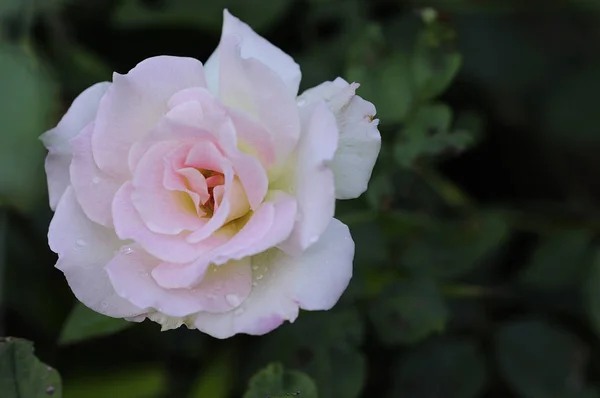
275, 101, 338, 255
48, 187, 144, 318
174, 167, 210, 205
227, 108, 276, 168
112, 182, 229, 263
298, 77, 381, 199
217, 35, 300, 165
105, 246, 252, 317
191, 219, 353, 338
131, 141, 204, 235
204, 10, 301, 97
151, 191, 295, 290
184, 140, 226, 172
92, 56, 207, 179
69, 123, 123, 228
41, 82, 110, 209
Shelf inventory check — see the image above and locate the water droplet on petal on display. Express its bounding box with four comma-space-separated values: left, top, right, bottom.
225, 294, 241, 307
92, 176, 100, 184
256, 274, 264, 280
252, 265, 259, 271
101, 301, 108, 308
308, 235, 319, 245
297, 99, 307, 107
206, 293, 217, 300
252, 282, 257, 287
75, 239, 86, 247
120, 246, 134, 255
234, 307, 244, 316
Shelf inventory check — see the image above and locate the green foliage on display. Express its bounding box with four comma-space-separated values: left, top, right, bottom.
254, 309, 365, 398
0, 337, 62, 398
494, 320, 596, 398
0, 44, 55, 212
391, 339, 487, 398
114, 0, 292, 32
369, 278, 448, 346
59, 303, 134, 345
243, 363, 317, 398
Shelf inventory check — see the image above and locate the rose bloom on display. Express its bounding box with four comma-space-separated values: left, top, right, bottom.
41, 10, 380, 338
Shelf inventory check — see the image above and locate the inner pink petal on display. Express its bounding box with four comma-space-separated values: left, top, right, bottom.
185, 141, 225, 172
177, 167, 210, 204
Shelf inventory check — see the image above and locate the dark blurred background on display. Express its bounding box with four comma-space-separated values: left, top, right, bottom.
3, 0, 600, 397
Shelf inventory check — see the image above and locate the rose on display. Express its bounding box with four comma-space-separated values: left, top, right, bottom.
41, 10, 380, 338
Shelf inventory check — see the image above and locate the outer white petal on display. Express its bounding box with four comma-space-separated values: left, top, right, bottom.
204, 9, 301, 97
275, 101, 338, 255
192, 218, 354, 339
40, 82, 110, 209
298, 78, 381, 200
48, 187, 144, 318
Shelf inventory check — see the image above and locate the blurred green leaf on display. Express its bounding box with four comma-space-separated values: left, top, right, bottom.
0, 44, 55, 212
347, 52, 413, 124
0, 337, 62, 398
495, 319, 593, 398
401, 212, 509, 279
114, 0, 292, 32
394, 103, 474, 167
369, 278, 448, 345
188, 348, 234, 398
584, 250, 600, 338
59, 302, 134, 345
64, 364, 166, 398
254, 309, 365, 398
519, 229, 592, 288
412, 26, 462, 101
243, 363, 317, 398
391, 339, 487, 398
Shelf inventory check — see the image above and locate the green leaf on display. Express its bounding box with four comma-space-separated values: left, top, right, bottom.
401, 212, 509, 279
391, 339, 487, 398
347, 52, 413, 124
394, 103, 474, 167
59, 302, 134, 345
243, 363, 317, 398
0, 337, 62, 398
412, 28, 462, 101
254, 309, 365, 398
64, 364, 166, 398
495, 319, 593, 398
0, 44, 56, 212
113, 0, 292, 32
369, 278, 448, 345
519, 229, 592, 288
584, 250, 600, 338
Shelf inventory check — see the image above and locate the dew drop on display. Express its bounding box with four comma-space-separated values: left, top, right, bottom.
46, 366, 52, 371
120, 246, 134, 255
297, 99, 307, 107
234, 307, 244, 316
225, 294, 241, 307
252, 265, 259, 271
252, 282, 257, 287
75, 239, 87, 247
206, 293, 217, 300
101, 301, 108, 308
92, 176, 100, 184
256, 274, 264, 280
308, 235, 319, 245
46, 386, 55, 395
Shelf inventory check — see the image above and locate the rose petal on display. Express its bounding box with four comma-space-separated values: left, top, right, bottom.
92, 56, 207, 179
298, 78, 381, 199
191, 218, 353, 338
275, 101, 338, 255
105, 246, 252, 317
204, 10, 301, 97
41, 82, 110, 209
69, 123, 123, 228
48, 187, 144, 318
151, 190, 296, 289
112, 182, 230, 263
216, 34, 300, 166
